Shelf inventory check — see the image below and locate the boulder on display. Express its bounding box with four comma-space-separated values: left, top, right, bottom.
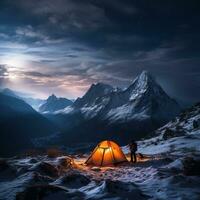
182, 157, 200, 176
163, 128, 186, 140
16, 184, 84, 200
58, 156, 74, 168
38, 162, 59, 177
59, 172, 90, 189
0, 158, 8, 171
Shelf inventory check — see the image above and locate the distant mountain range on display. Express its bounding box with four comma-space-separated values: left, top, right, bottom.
1, 88, 45, 111
45, 71, 181, 145
0, 88, 73, 112
39, 94, 73, 113
0, 93, 58, 157
0, 71, 183, 155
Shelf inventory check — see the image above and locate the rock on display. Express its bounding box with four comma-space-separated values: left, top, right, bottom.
38, 162, 59, 177
16, 184, 84, 200
91, 166, 101, 171
163, 128, 186, 140
59, 172, 90, 189
102, 180, 149, 199
182, 157, 200, 176
16, 184, 59, 200
162, 128, 175, 140
31, 172, 54, 184
0, 158, 8, 171
58, 156, 73, 168
193, 120, 199, 129
29, 158, 38, 164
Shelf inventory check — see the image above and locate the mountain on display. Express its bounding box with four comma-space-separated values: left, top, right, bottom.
74, 83, 114, 108
104, 71, 180, 123
0, 103, 199, 200
1, 88, 19, 98
39, 94, 73, 113
68, 71, 180, 122
137, 101, 200, 156
0, 93, 58, 157
1, 88, 45, 111
49, 71, 181, 145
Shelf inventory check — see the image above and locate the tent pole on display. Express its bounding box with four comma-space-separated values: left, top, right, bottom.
85, 145, 98, 164
108, 141, 116, 163
101, 149, 105, 166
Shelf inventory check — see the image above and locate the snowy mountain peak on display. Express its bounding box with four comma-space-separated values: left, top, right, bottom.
127, 71, 164, 101
130, 71, 155, 89
73, 82, 114, 108
90, 82, 113, 93
83, 82, 114, 100
138, 70, 155, 84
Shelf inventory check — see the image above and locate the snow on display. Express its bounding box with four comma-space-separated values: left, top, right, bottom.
51, 71, 180, 126
80, 105, 103, 119
1, 147, 200, 200
54, 106, 74, 114
0, 172, 34, 200
0, 103, 199, 199
106, 103, 150, 122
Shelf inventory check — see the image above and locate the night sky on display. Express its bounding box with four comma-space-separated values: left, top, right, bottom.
0, 0, 199, 103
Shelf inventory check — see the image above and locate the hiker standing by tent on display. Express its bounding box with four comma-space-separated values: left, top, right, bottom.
129, 140, 138, 163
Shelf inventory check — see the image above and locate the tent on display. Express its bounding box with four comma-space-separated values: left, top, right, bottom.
85, 140, 127, 166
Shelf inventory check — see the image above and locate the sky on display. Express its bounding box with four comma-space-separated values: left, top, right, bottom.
0, 0, 199, 103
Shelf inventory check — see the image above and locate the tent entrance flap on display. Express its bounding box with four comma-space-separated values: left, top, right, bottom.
85, 140, 127, 166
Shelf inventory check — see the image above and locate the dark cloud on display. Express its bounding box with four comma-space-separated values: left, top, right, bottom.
0, 0, 199, 102
24, 71, 52, 78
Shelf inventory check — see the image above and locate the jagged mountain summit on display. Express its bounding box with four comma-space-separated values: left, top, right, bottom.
104, 71, 181, 123
65, 71, 181, 123
39, 94, 73, 113
74, 83, 114, 108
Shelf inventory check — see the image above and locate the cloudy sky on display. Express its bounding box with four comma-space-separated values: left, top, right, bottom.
0, 0, 199, 103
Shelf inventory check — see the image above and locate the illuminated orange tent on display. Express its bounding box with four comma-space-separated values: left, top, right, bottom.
85, 140, 127, 166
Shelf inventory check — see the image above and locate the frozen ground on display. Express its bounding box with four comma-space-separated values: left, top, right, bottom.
0, 103, 199, 200
0, 150, 199, 199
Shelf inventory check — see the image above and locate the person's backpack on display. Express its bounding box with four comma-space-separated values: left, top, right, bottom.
130, 142, 137, 152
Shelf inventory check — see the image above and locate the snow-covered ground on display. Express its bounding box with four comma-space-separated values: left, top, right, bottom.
0, 103, 199, 200
0, 151, 199, 200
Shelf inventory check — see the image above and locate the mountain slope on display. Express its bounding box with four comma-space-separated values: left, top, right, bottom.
0, 103, 199, 200
123, 102, 200, 156
39, 94, 73, 113
1, 88, 20, 98
51, 71, 181, 145
1, 88, 45, 110
0, 93, 58, 157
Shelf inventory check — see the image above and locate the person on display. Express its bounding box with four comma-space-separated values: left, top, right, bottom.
129, 140, 137, 163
